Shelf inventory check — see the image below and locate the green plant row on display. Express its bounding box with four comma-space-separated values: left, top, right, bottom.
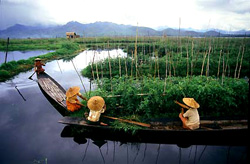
81, 37, 250, 79
84, 76, 248, 120
82, 53, 249, 79
0, 38, 65, 51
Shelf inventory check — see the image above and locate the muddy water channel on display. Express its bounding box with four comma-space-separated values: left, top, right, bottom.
0, 50, 247, 164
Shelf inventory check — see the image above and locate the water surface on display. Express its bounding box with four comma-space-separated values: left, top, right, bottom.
0, 50, 54, 64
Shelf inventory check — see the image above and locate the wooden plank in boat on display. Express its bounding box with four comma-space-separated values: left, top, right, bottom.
39, 77, 66, 105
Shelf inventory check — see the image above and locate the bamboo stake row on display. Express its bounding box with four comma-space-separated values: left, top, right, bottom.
89, 35, 247, 96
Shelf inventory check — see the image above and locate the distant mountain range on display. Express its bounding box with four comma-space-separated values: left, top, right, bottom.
0, 21, 249, 38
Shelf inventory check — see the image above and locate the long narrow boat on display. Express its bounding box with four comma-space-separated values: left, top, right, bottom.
59, 116, 248, 146
37, 72, 248, 145
37, 72, 69, 116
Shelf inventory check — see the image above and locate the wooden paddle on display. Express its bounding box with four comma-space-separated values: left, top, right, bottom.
103, 115, 151, 128
28, 71, 36, 80
174, 100, 190, 109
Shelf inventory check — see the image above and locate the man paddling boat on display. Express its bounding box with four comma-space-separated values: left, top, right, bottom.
176, 98, 200, 130
34, 58, 45, 74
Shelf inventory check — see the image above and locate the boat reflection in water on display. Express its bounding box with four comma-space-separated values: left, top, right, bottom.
60, 125, 247, 164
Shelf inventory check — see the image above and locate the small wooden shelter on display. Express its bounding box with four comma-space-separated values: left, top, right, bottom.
66, 32, 80, 39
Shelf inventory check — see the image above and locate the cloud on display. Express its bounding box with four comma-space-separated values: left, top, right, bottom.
0, 0, 249, 31
0, 0, 56, 30
196, 0, 250, 14
194, 0, 250, 30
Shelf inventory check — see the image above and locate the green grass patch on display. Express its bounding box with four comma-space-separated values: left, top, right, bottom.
0, 39, 84, 82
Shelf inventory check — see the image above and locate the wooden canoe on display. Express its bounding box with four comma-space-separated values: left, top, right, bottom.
37, 72, 69, 116
59, 116, 248, 146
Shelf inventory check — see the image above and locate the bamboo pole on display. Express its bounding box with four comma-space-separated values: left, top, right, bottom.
131, 50, 134, 77
56, 60, 62, 74
200, 50, 208, 76
169, 51, 172, 77
164, 47, 168, 94
135, 23, 138, 79
15, 86, 26, 101
224, 50, 229, 76
179, 18, 182, 58
4, 37, 10, 64
171, 51, 176, 76
186, 41, 189, 77
222, 53, 225, 85
237, 46, 245, 78
125, 57, 128, 77
234, 46, 241, 78
107, 41, 113, 92
118, 56, 121, 78
71, 60, 87, 93
206, 46, 211, 77
190, 40, 194, 76
103, 115, 151, 128
217, 50, 222, 78
118, 57, 121, 77
115, 48, 122, 78
125, 44, 128, 77
165, 49, 168, 79
156, 51, 160, 78
153, 45, 157, 78
95, 61, 100, 84
106, 93, 152, 98
101, 61, 104, 79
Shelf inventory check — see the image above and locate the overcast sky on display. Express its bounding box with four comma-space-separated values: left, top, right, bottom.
0, 0, 250, 31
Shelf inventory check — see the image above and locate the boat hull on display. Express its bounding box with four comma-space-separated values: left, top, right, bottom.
59, 117, 248, 146
37, 72, 69, 116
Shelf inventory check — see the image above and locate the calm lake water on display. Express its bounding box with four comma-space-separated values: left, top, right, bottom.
0, 49, 247, 164
0, 50, 55, 64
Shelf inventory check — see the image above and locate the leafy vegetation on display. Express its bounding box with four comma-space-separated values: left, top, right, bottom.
111, 120, 144, 135
84, 76, 248, 120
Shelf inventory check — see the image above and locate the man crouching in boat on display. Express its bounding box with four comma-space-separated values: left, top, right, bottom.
177, 98, 200, 130
66, 86, 87, 112
87, 96, 107, 125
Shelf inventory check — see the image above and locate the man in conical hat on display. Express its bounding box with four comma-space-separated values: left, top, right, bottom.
34, 58, 45, 74
66, 86, 87, 112
178, 98, 200, 130
87, 96, 106, 123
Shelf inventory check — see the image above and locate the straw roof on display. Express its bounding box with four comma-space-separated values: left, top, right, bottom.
66, 32, 76, 36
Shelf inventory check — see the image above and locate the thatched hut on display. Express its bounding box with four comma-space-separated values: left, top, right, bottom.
66, 32, 80, 39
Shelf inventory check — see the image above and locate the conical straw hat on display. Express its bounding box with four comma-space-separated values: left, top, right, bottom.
66, 86, 80, 98
87, 96, 105, 111
35, 58, 42, 61
183, 98, 200, 109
